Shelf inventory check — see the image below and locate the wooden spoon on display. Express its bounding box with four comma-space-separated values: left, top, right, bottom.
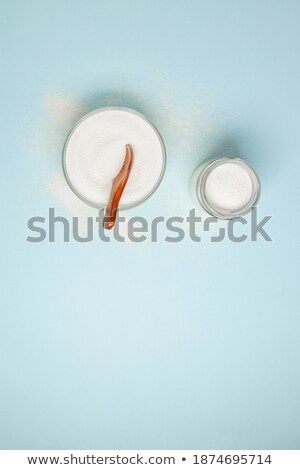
103, 144, 134, 230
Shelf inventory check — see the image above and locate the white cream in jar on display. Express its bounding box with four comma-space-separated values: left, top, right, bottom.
190, 158, 260, 218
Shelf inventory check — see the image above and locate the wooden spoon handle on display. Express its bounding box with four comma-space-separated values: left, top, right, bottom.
103, 144, 134, 230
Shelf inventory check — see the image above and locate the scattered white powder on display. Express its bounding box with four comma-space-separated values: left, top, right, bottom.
28, 93, 89, 161
43, 93, 88, 130
205, 162, 253, 212
29, 78, 225, 230
64, 108, 165, 208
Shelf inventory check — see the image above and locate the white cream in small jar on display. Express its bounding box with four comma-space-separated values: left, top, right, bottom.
190, 158, 260, 219
63, 107, 166, 209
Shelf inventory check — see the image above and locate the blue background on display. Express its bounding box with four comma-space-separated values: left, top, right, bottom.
1, 0, 300, 450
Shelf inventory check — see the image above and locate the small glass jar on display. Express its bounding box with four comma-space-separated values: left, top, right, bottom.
190, 157, 261, 219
